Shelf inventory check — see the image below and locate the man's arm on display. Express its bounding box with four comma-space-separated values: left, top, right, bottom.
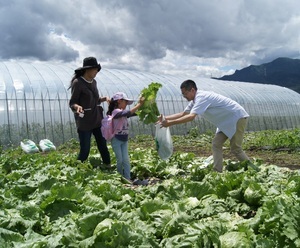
165, 112, 186, 120
161, 113, 197, 127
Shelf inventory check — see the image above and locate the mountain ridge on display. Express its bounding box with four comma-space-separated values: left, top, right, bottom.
214, 57, 300, 93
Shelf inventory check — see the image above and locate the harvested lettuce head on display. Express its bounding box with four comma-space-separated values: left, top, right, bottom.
136, 82, 162, 124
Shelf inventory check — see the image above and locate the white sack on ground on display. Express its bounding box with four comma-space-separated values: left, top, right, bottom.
39, 139, 56, 152
20, 139, 39, 153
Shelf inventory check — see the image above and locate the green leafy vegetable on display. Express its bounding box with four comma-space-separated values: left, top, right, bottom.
1, 132, 300, 247
244, 182, 264, 205
136, 82, 162, 124
220, 231, 252, 248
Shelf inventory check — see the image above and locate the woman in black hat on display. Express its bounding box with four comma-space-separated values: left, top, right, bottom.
69, 57, 111, 167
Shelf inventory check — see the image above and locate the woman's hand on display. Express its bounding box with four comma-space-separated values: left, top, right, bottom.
101, 96, 110, 103
72, 104, 83, 114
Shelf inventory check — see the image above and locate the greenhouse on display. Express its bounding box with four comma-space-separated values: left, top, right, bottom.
1, 60, 300, 148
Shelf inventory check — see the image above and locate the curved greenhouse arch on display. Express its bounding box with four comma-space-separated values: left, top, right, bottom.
0, 61, 300, 147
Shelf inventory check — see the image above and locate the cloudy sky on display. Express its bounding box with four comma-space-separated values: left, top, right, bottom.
1, 0, 300, 78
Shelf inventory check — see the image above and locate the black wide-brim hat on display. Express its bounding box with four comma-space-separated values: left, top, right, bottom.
75, 57, 101, 73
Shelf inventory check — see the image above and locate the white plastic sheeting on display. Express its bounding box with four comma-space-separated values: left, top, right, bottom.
0, 61, 300, 147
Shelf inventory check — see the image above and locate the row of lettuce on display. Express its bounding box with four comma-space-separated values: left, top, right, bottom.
0, 130, 299, 247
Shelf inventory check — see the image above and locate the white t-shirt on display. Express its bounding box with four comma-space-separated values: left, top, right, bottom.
184, 90, 249, 139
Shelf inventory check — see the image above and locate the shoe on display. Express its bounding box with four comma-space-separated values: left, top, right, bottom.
104, 163, 111, 169
121, 176, 133, 184
133, 179, 149, 186
99, 163, 111, 169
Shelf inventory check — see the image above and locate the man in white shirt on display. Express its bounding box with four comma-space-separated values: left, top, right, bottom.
160, 79, 250, 172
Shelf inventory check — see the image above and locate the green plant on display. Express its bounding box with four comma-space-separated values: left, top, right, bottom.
136, 82, 162, 124
0, 131, 300, 247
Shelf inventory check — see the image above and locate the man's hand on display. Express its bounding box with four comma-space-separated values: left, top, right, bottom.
156, 114, 170, 127
156, 114, 163, 124
160, 118, 170, 127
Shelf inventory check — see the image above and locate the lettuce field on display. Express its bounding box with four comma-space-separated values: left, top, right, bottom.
0, 129, 300, 247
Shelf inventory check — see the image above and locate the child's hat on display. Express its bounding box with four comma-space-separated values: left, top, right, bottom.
112, 92, 134, 105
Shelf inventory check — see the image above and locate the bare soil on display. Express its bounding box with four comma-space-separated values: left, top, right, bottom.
176, 145, 300, 170
130, 135, 300, 171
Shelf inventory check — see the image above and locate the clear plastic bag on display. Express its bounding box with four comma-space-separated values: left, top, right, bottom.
155, 123, 173, 160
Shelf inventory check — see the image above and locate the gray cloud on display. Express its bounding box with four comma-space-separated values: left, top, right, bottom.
0, 0, 300, 76
0, 0, 78, 61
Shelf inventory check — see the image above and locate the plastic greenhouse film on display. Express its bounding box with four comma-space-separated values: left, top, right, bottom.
155, 119, 173, 160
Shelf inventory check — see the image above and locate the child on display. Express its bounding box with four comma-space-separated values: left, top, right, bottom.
107, 92, 144, 180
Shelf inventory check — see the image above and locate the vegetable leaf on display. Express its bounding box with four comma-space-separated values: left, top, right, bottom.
136, 82, 162, 124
